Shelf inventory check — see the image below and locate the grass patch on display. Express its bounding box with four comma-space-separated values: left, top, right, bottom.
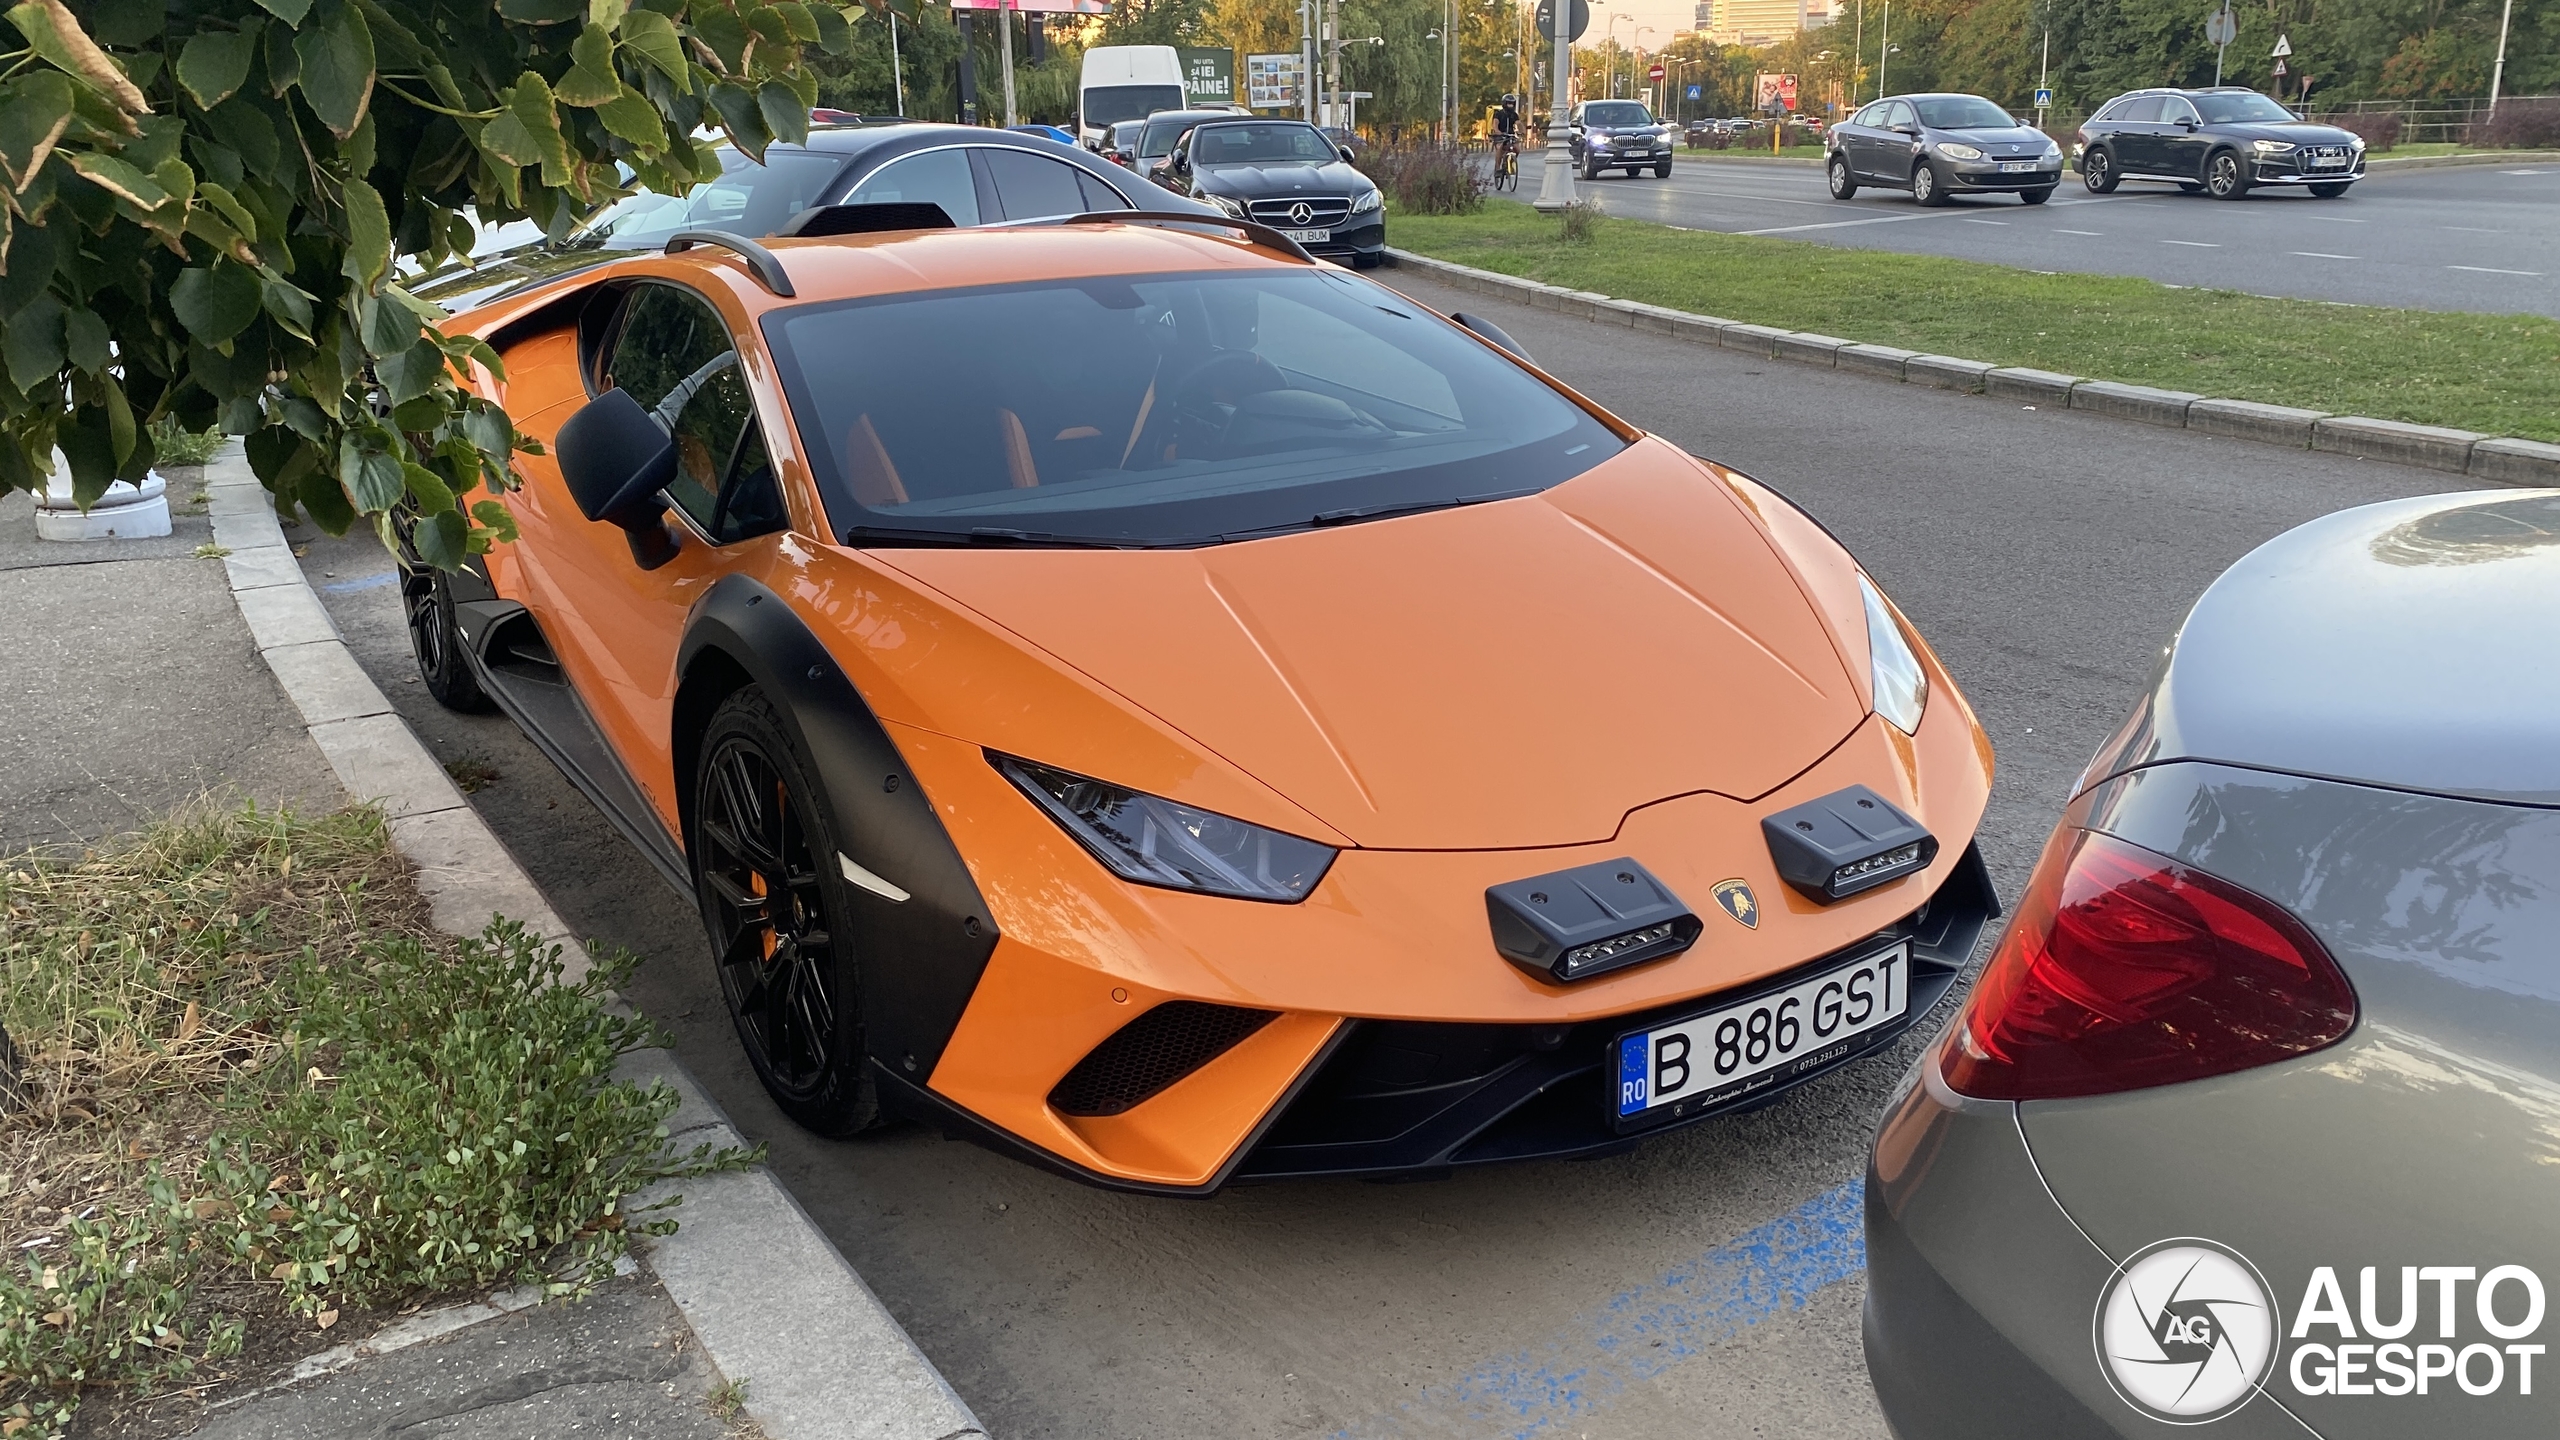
143, 417, 223, 469
1389, 199, 2560, 441
0, 805, 751, 1437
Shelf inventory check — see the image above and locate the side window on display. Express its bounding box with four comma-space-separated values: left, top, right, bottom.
1853, 102, 1889, 127
2116, 96, 2165, 123
1883, 100, 1916, 129
981, 148, 1095, 220
842, 149, 983, 226
1076, 167, 1133, 212
602, 286, 787, 545
2162, 97, 2199, 125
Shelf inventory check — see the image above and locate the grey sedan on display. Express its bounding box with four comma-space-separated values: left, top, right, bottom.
1827, 93, 2064, 205
1866, 488, 2560, 1438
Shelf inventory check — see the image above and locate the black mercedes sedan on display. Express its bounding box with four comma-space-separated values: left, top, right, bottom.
1167, 118, 1386, 268
1826, 93, 2064, 205
2077, 87, 2365, 199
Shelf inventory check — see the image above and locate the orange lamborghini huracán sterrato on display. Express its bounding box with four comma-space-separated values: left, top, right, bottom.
412, 208, 1996, 1194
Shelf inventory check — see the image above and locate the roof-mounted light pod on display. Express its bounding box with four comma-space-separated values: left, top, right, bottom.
1486, 859, 1703, 983
1761, 785, 1938, 902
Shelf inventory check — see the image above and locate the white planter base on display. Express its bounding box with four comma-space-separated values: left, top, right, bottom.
35, 467, 173, 542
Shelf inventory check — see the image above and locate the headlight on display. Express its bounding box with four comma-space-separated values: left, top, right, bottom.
1351, 188, 1381, 213
2041, 140, 2062, 157
1859, 574, 1929, 735
1207, 192, 1247, 218
995, 755, 1337, 903
1935, 141, 1984, 160
2350, 135, 2367, 151
2252, 139, 2297, 154
1589, 135, 1612, 148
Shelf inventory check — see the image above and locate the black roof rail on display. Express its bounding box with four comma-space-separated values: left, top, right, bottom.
1050, 210, 1318, 264
664, 229, 795, 297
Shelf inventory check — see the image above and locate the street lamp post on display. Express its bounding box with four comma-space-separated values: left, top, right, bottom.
2488, 0, 2515, 120
1876, 1, 1893, 100
1533, 0, 1579, 211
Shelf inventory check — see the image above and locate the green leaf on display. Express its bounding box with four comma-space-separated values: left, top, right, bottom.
401, 458, 454, 512
205, 97, 279, 173
359, 290, 418, 356
587, 0, 627, 28
196, 180, 260, 243
504, 73, 573, 184
810, 3, 849, 56
615, 8, 685, 83
246, 425, 315, 487
6, 0, 150, 116
63, 306, 106, 372
338, 432, 405, 511
414, 506, 468, 567
2, 292, 65, 391
261, 17, 298, 93
703, 83, 767, 162
391, 394, 445, 432
341, 176, 390, 289
57, 411, 115, 505
470, 498, 519, 543
555, 25, 621, 107
293, 1, 375, 139
379, 337, 446, 403
689, 6, 748, 73
103, 377, 137, 470
759, 82, 808, 148
250, 0, 313, 26
176, 23, 262, 110
592, 86, 663, 145
0, 71, 76, 189
90, 0, 167, 49
65, 150, 172, 210
496, 0, 580, 21
297, 463, 355, 531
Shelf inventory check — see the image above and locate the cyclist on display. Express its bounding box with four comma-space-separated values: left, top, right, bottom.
1493, 93, 1523, 184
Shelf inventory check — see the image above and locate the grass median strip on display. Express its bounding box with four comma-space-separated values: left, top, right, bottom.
1390, 200, 2560, 443
0, 804, 752, 1439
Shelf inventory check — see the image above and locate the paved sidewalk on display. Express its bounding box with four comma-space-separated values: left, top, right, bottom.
0, 482, 744, 1439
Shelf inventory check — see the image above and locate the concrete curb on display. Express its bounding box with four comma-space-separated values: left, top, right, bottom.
201, 447, 987, 1440
2361, 148, 2560, 172
1385, 247, 2560, 485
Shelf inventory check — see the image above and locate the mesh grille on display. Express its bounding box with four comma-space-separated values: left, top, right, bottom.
1048, 1002, 1280, 1117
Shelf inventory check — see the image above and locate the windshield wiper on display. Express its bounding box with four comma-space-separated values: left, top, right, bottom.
841, 524, 1146, 549
1309, 486, 1542, 527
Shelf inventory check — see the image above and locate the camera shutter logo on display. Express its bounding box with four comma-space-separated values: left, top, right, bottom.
2094, 1238, 2280, 1423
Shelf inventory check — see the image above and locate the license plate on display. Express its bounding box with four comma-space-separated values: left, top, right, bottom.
1998, 160, 2041, 173
1614, 942, 1910, 1119
2310, 154, 2347, 168
1279, 227, 1330, 242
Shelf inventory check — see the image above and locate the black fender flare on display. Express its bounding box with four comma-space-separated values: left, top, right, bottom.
675, 573, 999, 1084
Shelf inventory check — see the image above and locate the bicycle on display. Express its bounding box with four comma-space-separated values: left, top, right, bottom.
1492, 134, 1521, 191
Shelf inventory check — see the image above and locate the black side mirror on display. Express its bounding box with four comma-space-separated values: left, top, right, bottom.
1339, 144, 1357, 163
556, 386, 681, 570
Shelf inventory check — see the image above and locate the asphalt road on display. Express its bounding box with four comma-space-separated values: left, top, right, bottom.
1575, 156, 2560, 316
301, 272, 2472, 1439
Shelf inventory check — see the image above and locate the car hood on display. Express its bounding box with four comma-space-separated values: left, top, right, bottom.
2211, 119, 2360, 146
1583, 124, 1666, 136
1934, 125, 2052, 152
869, 438, 1869, 850
1196, 160, 1373, 197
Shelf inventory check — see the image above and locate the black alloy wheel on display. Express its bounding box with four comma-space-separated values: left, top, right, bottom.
1911, 161, 1945, 206
2019, 186, 2053, 205
1828, 153, 1858, 198
2205, 149, 2251, 200
694, 687, 880, 1136
2309, 181, 2352, 199
402, 561, 491, 712
2082, 147, 2119, 193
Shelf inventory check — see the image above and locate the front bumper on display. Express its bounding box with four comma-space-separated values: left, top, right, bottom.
1586, 143, 1670, 166
1303, 216, 1385, 263
1944, 159, 2064, 191
2252, 157, 2364, 184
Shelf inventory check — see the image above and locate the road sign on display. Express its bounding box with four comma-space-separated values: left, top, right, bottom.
2273, 57, 2287, 75
1687, 83, 1703, 99
2205, 8, 2237, 45
1649, 63, 1665, 82
2271, 32, 2292, 56
1534, 0, 1591, 42
2034, 86, 2053, 108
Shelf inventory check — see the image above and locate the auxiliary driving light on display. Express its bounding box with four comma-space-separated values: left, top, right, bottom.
1486, 858, 1703, 983
1761, 785, 1938, 902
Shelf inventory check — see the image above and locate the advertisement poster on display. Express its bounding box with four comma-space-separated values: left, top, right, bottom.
1754, 71, 1799, 112
1246, 53, 1304, 110
1179, 46, 1237, 106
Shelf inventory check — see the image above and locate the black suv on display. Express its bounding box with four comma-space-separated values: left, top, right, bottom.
1570, 100, 1673, 179
2077, 87, 2365, 199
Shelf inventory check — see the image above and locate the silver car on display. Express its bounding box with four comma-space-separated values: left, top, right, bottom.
1866, 488, 2560, 1438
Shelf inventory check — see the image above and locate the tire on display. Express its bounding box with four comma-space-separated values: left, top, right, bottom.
1911, 161, 1946, 206
401, 562, 492, 713
2019, 186, 2053, 205
694, 686, 881, 1137
2309, 181, 2352, 199
1653, 160, 1671, 178
2081, 146, 2119, 193
2177, 181, 2204, 193
1827, 154, 1858, 199
1579, 152, 1601, 181
2205, 149, 2252, 200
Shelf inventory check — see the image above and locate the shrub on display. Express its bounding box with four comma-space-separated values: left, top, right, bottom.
1362, 145, 1487, 215
1560, 201, 1606, 243
2479, 98, 2560, 150
2319, 112, 2404, 151
145, 416, 224, 469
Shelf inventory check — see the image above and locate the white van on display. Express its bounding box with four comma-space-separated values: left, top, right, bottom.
1078, 46, 1186, 150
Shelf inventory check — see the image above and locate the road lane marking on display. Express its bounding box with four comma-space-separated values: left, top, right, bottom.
2162, 239, 2220, 247
2054, 228, 2103, 235
2290, 251, 2360, 260
1333, 1182, 1866, 1440
2300, 215, 2367, 223
2503, 169, 2546, 175
2448, 265, 2542, 275
2440, 226, 2504, 233
1960, 218, 2010, 225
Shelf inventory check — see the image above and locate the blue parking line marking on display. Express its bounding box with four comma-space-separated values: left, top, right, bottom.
318, 571, 398, 594
1335, 1180, 1867, 1439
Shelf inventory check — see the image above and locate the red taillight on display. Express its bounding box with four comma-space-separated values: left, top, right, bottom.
1940, 829, 2355, 1101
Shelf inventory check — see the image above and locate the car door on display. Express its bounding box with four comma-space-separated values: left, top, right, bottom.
517, 282, 797, 825
1873, 100, 1919, 185
2157, 95, 2208, 178
2109, 95, 2167, 173
839, 147, 986, 225
1843, 101, 1890, 177
977, 146, 1135, 219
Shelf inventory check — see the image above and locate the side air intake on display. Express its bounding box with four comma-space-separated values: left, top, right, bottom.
1048, 1002, 1279, 1117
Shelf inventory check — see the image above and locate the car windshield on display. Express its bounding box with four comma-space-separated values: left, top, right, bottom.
2194, 92, 2298, 123
764, 268, 1625, 547
1582, 102, 1652, 127
1912, 96, 2016, 129
1086, 84, 1186, 128
1191, 122, 1334, 165
568, 148, 843, 249
1139, 117, 1198, 157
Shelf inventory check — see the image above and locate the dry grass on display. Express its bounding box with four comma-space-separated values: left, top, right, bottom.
0, 805, 429, 1265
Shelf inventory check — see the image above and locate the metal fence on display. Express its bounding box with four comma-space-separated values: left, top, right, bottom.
2299, 96, 2555, 146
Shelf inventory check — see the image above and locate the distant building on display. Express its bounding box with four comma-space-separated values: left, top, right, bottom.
1702, 0, 1834, 45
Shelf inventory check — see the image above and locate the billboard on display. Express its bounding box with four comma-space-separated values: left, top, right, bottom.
1754, 71, 1799, 111
1246, 52, 1304, 110
1179, 46, 1237, 106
